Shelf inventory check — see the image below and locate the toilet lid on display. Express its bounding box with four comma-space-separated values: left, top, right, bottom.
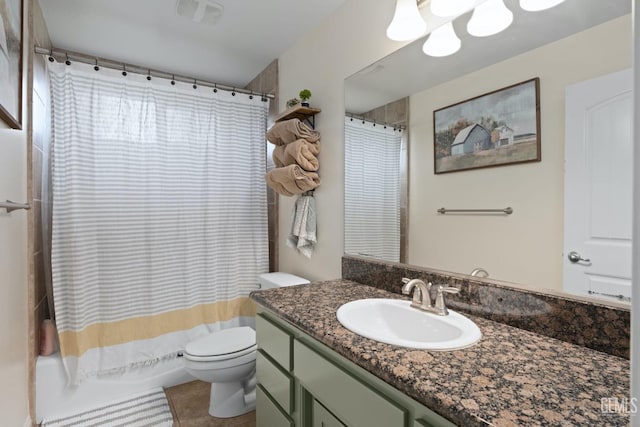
185, 327, 256, 358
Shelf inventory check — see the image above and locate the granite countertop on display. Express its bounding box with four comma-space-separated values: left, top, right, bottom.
250, 279, 630, 427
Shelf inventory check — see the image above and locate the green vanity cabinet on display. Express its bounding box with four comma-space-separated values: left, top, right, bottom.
256, 314, 295, 427
256, 350, 293, 413
255, 309, 456, 427
311, 399, 346, 427
257, 384, 294, 427
256, 313, 293, 370
294, 340, 407, 426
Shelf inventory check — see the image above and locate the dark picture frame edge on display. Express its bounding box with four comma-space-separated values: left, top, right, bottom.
0, 0, 23, 130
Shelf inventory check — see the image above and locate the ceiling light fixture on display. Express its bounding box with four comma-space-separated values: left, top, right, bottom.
467, 0, 513, 37
386, 0, 427, 41
422, 22, 461, 57
430, 0, 474, 17
176, 0, 224, 25
519, 0, 566, 12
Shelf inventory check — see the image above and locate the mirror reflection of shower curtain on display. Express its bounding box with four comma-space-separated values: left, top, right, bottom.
41, 88, 55, 322
48, 61, 269, 384
344, 117, 402, 262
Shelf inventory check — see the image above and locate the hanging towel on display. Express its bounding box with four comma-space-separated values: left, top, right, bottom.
265, 164, 320, 196
287, 194, 317, 258
266, 118, 321, 145
273, 139, 321, 171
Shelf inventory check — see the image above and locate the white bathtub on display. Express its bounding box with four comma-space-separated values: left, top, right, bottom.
35, 352, 193, 423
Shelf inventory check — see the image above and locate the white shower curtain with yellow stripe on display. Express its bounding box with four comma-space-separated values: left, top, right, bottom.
49, 61, 269, 384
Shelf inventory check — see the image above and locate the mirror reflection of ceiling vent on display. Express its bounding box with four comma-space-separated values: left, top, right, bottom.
359, 64, 385, 75
176, 0, 224, 25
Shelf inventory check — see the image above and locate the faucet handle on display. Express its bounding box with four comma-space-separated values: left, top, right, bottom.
439, 286, 460, 295
434, 285, 460, 316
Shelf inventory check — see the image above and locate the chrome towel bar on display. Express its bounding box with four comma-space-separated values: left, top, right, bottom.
437, 207, 513, 215
1, 200, 31, 213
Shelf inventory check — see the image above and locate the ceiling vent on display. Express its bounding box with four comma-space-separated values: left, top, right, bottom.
176, 0, 224, 25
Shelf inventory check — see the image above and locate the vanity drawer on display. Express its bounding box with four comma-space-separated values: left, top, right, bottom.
256, 350, 293, 414
256, 313, 292, 371
256, 384, 293, 427
312, 398, 346, 427
294, 340, 408, 427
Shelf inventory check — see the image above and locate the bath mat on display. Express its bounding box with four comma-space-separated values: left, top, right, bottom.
40, 388, 173, 427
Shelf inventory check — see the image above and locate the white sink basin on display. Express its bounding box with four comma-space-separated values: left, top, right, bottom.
336, 298, 482, 350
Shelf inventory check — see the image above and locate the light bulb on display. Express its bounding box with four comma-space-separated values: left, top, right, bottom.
519, 0, 566, 12
386, 0, 427, 41
430, 0, 474, 17
423, 22, 461, 57
467, 0, 513, 37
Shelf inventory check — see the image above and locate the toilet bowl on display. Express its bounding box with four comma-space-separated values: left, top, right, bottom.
184, 272, 310, 418
184, 327, 257, 418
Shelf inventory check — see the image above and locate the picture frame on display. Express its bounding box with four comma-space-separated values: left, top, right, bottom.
433, 78, 540, 174
0, 0, 23, 129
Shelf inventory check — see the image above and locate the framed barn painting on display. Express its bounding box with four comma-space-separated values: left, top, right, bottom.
433, 78, 540, 174
0, 0, 22, 129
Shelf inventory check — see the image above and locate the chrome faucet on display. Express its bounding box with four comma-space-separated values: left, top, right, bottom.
470, 267, 489, 278
402, 278, 460, 316
401, 278, 432, 311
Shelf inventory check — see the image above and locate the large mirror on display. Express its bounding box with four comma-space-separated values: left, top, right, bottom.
344, 0, 632, 303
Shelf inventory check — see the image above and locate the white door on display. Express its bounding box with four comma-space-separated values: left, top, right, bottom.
563, 69, 633, 303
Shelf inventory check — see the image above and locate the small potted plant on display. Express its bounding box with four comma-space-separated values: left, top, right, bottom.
286, 98, 300, 108
299, 89, 312, 107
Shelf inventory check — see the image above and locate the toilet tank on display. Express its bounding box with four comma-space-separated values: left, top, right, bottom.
258, 272, 310, 289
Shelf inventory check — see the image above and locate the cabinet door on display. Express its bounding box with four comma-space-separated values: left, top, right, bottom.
294, 340, 408, 427
257, 385, 294, 427
312, 399, 346, 427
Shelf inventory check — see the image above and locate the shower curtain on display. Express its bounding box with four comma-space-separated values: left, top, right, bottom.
48, 61, 269, 384
344, 117, 402, 262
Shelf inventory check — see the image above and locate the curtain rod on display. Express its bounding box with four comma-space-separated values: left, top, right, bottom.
34, 46, 275, 100
346, 113, 406, 131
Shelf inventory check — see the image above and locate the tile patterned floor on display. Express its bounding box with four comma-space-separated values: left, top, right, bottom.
165, 381, 256, 427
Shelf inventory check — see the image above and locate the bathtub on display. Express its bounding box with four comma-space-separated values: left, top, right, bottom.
35, 352, 193, 423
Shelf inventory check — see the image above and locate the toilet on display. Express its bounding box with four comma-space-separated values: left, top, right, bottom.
183, 272, 310, 418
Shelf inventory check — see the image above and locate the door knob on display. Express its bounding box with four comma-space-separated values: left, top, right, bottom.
568, 251, 590, 263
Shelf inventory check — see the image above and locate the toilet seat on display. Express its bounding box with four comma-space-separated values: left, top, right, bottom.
184, 345, 257, 362
184, 326, 256, 362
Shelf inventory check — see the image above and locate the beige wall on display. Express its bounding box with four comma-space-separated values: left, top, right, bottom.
0, 0, 31, 424
408, 16, 631, 290
278, 0, 408, 280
